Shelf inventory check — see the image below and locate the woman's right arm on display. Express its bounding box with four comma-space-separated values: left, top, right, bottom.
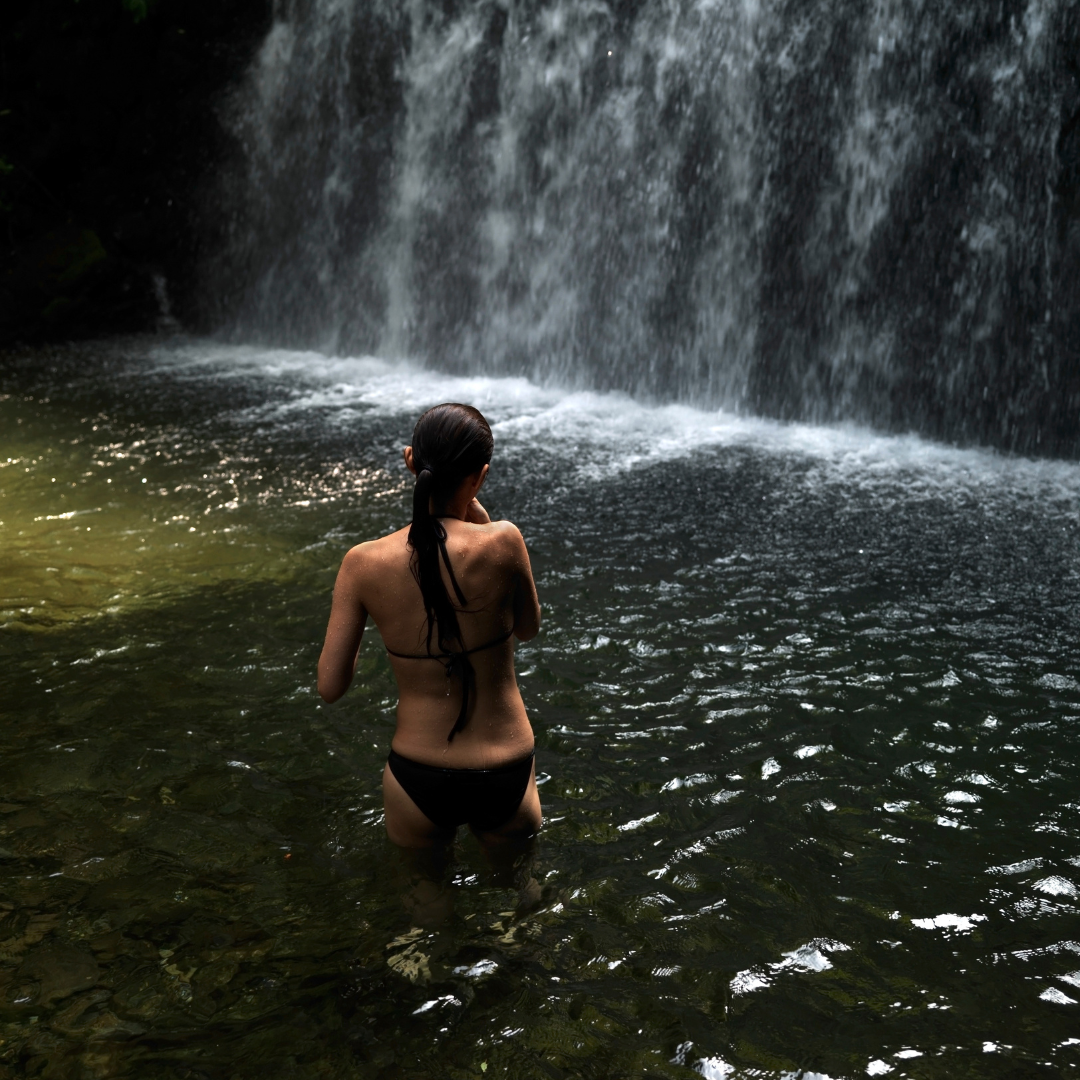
317, 545, 369, 702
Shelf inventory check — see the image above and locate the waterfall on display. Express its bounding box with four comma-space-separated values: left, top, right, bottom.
205, 0, 1080, 454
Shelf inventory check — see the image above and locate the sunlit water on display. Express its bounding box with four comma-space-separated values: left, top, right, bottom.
2, 339, 1079, 1079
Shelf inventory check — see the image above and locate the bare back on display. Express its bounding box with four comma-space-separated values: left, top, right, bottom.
318, 517, 540, 769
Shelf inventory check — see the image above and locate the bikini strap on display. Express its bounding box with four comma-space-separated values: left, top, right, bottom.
384, 624, 513, 660
467, 625, 514, 654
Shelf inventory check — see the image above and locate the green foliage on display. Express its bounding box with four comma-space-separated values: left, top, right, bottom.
69, 0, 158, 21
67, 0, 157, 23
126, 0, 163, 22
121, 0, 150, 22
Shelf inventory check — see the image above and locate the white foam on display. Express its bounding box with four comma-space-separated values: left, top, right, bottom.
1033, 876, 1078, 898
911, 913, 986, 933
795, 744, 831, 758
693, 1057, 736, 1080
148, 341, 1080, 499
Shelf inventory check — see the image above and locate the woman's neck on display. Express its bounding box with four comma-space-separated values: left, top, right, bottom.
432, 492, 473, 521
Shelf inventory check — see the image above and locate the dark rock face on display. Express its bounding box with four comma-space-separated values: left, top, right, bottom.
0, 0, 270, 344
0, 226, 156, 340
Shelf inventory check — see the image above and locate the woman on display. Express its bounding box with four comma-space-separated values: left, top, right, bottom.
317, 403, 542, 854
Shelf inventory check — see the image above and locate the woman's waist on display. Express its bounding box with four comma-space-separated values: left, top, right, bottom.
390, 713, 534, 769
388, 744, 535, 774
395, 682, 527, 719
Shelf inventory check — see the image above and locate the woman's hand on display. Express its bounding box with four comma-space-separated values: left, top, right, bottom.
465, 498, 491, 524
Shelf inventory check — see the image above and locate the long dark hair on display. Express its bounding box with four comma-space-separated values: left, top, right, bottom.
407, 404, 494, 737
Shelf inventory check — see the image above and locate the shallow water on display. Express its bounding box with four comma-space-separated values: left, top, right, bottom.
2, 338, 1079, 1079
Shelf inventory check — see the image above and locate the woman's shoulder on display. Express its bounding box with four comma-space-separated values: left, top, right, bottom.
470, 518, 531, 567
470, 517, 524, 544
339, 526, 410, 574
482, 517, 523, 538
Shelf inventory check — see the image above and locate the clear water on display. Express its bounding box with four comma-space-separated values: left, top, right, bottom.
2, 339, 1079, 1079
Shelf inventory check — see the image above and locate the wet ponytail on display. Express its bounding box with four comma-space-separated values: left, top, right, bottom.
406, 404, 494, 739
408, 462, 467, 656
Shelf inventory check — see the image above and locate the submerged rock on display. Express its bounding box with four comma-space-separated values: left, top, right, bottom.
17, 944, 100, 1005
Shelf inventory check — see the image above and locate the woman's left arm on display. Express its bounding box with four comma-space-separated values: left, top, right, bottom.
317, 545, 369, 702
465, 498, 491, 524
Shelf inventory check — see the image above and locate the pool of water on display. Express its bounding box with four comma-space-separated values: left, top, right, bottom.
2, 338, 1079, 1079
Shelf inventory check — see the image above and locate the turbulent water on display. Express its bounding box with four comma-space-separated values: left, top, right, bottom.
207, 0, 1080, 453
2, 339, 1079, 1078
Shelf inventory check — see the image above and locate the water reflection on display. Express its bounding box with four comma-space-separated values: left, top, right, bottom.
1, 340, 1078, 1078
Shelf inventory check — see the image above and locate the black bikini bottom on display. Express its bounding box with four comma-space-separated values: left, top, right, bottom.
387, 748, 535, 832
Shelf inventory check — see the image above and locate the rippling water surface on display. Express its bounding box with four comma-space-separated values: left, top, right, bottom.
2, 339, 1079, 1079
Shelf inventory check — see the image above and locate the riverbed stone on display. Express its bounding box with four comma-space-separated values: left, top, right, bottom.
17, 945, 100, 1005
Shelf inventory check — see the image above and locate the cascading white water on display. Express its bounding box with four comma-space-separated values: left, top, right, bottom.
206, 0, 1080, 453
377, 0, 765, 403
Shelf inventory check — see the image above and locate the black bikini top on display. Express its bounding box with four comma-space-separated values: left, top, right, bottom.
385, 518, 514, 741
384, 625, 514, 664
